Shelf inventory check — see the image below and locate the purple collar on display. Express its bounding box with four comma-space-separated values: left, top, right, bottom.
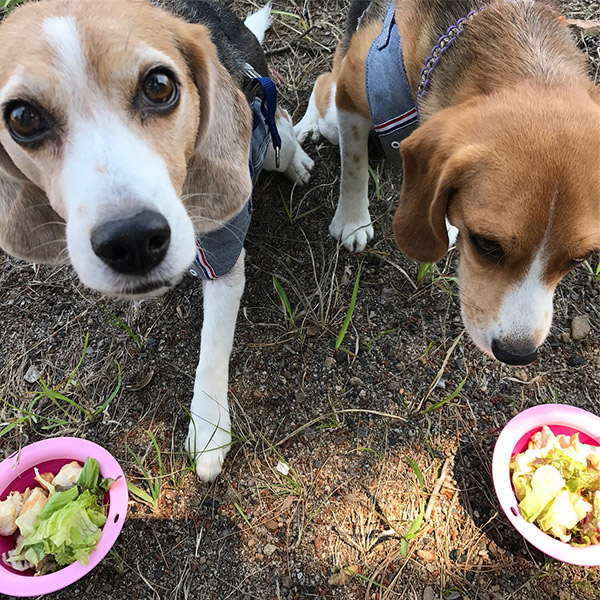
416, 7, 484, 102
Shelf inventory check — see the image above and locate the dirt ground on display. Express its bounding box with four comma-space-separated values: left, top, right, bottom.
1, 0, 600, 599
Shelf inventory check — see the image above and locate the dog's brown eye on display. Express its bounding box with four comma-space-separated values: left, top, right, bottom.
142, 69, 178, 106
470, 233, 504, 263
5, 102, 47, 142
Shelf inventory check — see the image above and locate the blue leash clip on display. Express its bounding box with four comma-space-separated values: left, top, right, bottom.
243, 63, 281, 168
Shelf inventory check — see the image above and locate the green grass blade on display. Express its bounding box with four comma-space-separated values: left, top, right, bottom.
127, 481, 158, 508
273, 276, 296, 329
147, 430, 163, 477
66, 332, 89, 387
234, 502, 252, 528
94, 361, 122, 416
405, 456, 424, 489
335, 263, 362, 349
417, 262, 434, 283
423, 374, 467, 414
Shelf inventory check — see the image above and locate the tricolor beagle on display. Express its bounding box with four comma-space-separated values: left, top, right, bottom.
0, 0, 313, 480
296, 0, 600, 365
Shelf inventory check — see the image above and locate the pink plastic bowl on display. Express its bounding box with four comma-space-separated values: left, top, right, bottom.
0, 438, 128, 597
492, 404, 600, 566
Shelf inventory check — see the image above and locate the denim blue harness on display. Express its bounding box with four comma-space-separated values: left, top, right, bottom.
189, 70, 281, 280
365, 0, 419, 169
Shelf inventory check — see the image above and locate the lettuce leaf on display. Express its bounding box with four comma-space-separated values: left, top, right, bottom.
24, 489, 107, 566
519, 465, 565, 522
77, 457, 100, 492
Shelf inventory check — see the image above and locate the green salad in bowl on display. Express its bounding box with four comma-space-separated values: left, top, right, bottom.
510, 425, 600, 546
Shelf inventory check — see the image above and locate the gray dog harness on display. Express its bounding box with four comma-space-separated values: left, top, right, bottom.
365, 0, 419, 168
189, 70, 280, 280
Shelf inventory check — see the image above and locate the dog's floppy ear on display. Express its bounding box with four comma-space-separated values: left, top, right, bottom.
0, 145, 66, 264
175, 22, 253, 229
393, 116, 472, 263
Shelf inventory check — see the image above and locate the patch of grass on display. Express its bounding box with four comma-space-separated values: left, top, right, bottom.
400, 456, 425, 556
316, 397, 341, 430
367, 165, 382, 201
423, 373, 468, 414
362, 328, 398, 352
417, 262, 434, 283
0, 334, 121, 436
584, 258, 600, 282
335, 263, 362, 349
1, 0, 25, 13
273, 275, 297, 329
126, 430, 166, 511
234, 502, 252, 528
104, 307, 151, 349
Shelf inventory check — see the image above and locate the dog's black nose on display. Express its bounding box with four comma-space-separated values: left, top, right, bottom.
491, 338, 538, 366
91, 210, 171, 276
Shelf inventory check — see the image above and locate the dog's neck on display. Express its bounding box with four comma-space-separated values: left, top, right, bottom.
399, 0, 591, 119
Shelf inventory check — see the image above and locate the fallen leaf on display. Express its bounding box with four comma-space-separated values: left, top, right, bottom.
566, 18, 600, 35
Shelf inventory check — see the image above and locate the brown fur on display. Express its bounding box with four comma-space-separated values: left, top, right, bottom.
0, 0, 251, 262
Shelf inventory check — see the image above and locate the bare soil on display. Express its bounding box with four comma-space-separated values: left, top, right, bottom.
1, 1, 599, 599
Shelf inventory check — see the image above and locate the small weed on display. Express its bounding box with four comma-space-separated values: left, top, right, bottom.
335, 263, 362, 350
423, 373, 468, 414
584, 258, 600, 282
234, 502, 252, 528
357, 446, 383, 463
400, 456, 425, 556
362, 328, 398, 352
104, 308, 151, 348
1, 0, 25, 13
316, 398, 341, 430
367, 165, 382, 201
108, 548, 125, 574
417, 262, 434, 283
126, 430, 166, 510
273, 275, 297, 329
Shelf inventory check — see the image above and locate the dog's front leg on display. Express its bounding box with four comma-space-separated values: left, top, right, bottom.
329, 109, 374, 252
185, 251, 245, 482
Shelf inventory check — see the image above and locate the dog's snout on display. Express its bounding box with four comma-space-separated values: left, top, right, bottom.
91, 210, 171, 275
491, 338, 538, 366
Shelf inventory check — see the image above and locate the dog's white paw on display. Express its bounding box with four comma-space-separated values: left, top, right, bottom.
286, 146, 314, 184
293, 119, 320, 144
329, 209, 374, 252
185, 410, 231, 482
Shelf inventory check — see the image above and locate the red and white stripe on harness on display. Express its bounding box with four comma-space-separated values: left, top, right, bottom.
374, 107, 419, 135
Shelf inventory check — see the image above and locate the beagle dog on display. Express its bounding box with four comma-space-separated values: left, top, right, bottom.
295, 0, 600, 366
0, 0, 312, 481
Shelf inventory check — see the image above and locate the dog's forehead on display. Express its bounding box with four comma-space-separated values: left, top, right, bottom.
0, 0, 185, 99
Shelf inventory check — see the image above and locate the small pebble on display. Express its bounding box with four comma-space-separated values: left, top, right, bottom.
264, 543, 277, 556
423, 587, 435, 600
571, 315, 591, 340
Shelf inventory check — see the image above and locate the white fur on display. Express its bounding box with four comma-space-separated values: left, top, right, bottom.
329, 109, 374, 252
294, 82, 339, 145
244, 2, 272, 45
43, 17, 87, 85
186, 252, 245, 481
63, 109, 196, 296
264, 108, 314, 184
465, 206, 556, 357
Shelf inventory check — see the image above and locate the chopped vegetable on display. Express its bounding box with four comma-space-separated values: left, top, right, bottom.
1, 457, 115, 574
510, 425, 600, 546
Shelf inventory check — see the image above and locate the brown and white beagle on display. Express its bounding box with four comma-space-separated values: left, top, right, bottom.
0, 0, 313, 480
295, 0, 600, 365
